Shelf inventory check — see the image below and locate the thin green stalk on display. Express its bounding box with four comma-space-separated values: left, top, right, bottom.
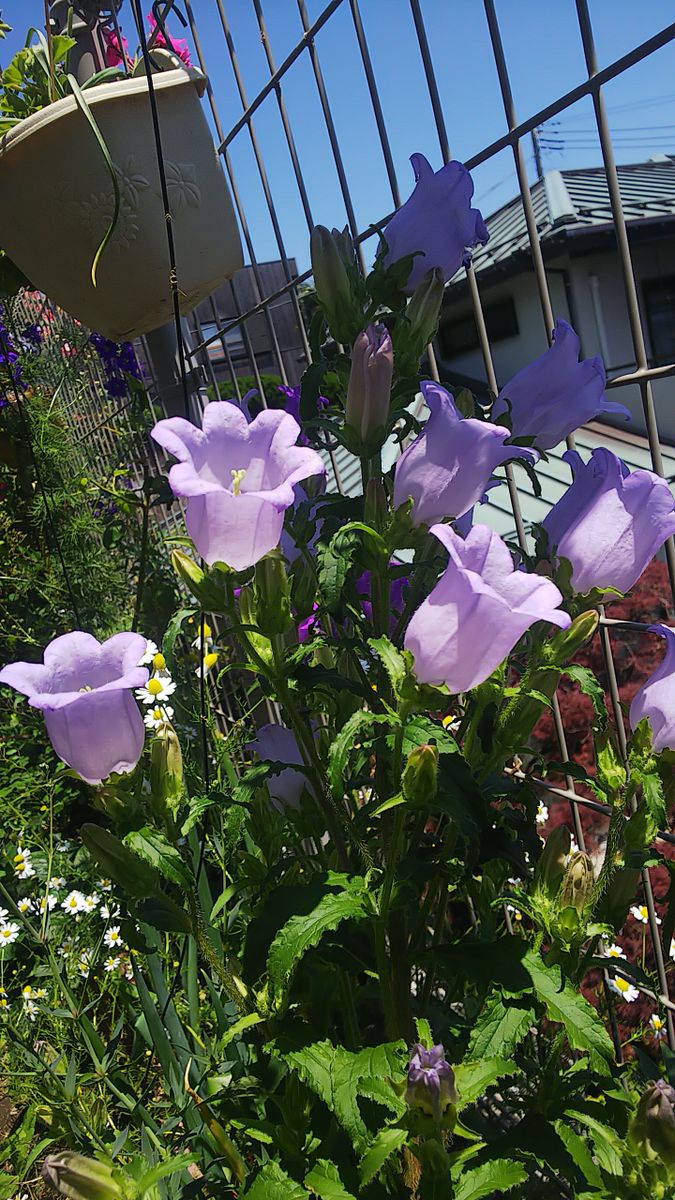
131, 493, 150, 632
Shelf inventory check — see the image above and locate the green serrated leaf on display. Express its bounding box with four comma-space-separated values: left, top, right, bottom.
454, 1057, 518, 1110
359, 1127, 408, 1186
564, 1109, 623, 1176
562, 664, 607, 731
369, 634, 406, 694
452, 1158, 527, 1200
328, 710, 392, 798
554, 1118, 604, 1191
466, 992, 535, 1062
305, 1158, 356, 1200
267, 879, 369, 1005
244, 1161, 309, 1199
523, 951, 614, 1061
124, 827, 192, 891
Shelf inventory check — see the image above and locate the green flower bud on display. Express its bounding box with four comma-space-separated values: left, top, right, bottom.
549, 609, 599, 663
310, 225, 361, 344
171, 549, 229, 612
631, 1081, 675, 1169
400, 266, 444, 362
558, 851, 594, 913
253, 549, 292, 637
402, 743, 438, 805
42, 1153, 121, 1200
150, 727, 183, 823
534, 824, 571, 900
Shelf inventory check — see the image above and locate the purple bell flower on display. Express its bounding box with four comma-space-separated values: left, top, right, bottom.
491, 320, 629, 451
393, 380, 537, 526
382, 154, 488, 295
405, 1042, 457, 1122
629, 624, 675, 752
151, 401, 325, 572
0, 632, 149, 785
405, 523, 570, 693
542, 448, 675, 595
246, 723, 309, 810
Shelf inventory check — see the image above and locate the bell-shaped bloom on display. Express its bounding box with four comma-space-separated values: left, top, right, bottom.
542, 448, 675, 595
151, 401, 325, 572
405, 1043, 457, 1122
381, 153, 488, 294
246, 724, 309, 811
345, 324, 394, 443
491, 320, 628, 451
0, 632, 148, 785
629, 624, 675, 752
393, 381, 536, 526
405, 523, 570, 693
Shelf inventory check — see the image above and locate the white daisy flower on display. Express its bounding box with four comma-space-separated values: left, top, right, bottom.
506, 904, 522, 922
535, 801, 549, 827
608, 973, 639, 1003
603, 942, 626, 960
650, 1013, 667, 1040
14, 847, 35, 880
77, 951, 92, 978
0, 923, 20, 946
35, 894, 57, 914
191, 621, 213, 650
23, 999, 38, 1022
136, 676, 176, 705
0, 987, 8, 1009
670, 938, 675, 961
631, 904, 660, 926
124, 958, 134, 980
138, 639, 159, 665
0, 907, 8, 922
61, 890, 87, 915
48, 876, 66, 891
144, 704, 174, 730
82, 893, 100, 913
58, 938, 74, 958
103, 925, 125, 950
99, 902, 118, 921
56, 840, 71, 852
104, 955, 121, 973
17, 898, 32, 914
195, 651, 219, 678
97, 878, 112, 892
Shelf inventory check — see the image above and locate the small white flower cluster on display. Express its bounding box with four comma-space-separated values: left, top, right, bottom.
137, 639, 176, 729
0, 907, 19, 948
22, 983, 47, 1022
13, 845, 35, 880
535, 801, 549, 827
630, 904, 661, 927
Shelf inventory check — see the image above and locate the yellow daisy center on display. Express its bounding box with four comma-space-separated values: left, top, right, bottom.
615, 977, 630, 993
204, 652, 219, 670
152, 652, 166, 670
202, 622, 212, 640
147, 678, 163, 696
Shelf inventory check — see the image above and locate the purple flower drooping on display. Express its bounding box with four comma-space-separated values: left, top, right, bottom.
277, 384, 329, 446
381, 154, 488, 295
405, 1043, 457, 1122
491, 320, 629, 451
0, 632, 149, 785
629, 624, 675, 753
405, 523, 570, 693
151, 401, 325, 571
542, 448, 675, 595
90, 334, 141, 400
246, 723, 309, 811
393, 380, 536, 526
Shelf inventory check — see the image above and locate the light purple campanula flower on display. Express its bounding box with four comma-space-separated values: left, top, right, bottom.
491, 320, 629, 451
381, 153, 489, 294
629, 624, 675, 752
405, 1043, 457, 1122
0, 632, 148, 785
542, 448, 675, 595
345, 324, 394, 443
393, 381, 537, 526
405, 524, 570, 693
246, 723, 309, 811
151, 401, 325, 572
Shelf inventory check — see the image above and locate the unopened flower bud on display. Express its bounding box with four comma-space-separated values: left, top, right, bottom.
345, 324, 393, 448
254, 549, 292, 637
150, 726, 183, 823
549, 609, 599, 662
534, 824, 571, 900
631, 1080, 675, 1168
401, 266, 445, 360
402, 743, 438, 805
405, 1042, 457, 1122
171, 549, 229, 612
558, 850, 594, 913
42, 1153, 121, 1200
310, 225, 361, 345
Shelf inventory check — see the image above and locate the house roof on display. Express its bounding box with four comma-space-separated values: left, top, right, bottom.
463, 155, 675, 281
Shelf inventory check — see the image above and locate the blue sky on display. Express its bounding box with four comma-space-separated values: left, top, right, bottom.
3, 1, 675, 273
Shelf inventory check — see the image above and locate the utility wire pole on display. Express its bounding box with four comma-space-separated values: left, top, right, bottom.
531, 125, 544, 182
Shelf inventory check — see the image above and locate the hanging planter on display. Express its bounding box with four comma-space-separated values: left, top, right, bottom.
0, 66, 243, 341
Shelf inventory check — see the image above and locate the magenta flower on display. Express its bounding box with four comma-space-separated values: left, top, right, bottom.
629, 625, 675, 752
405, 1043, 457, 1122
151, 401, 325, 572
101, 27, 129, 67
246, 724, 308, 810
147, 13, 192, 66
491, 320, 628, 451
382, 154, 488, 294
393, 381, 536, 526
405, 523, 570, 693
0, 633, 148, 785
542, 448, 675, 595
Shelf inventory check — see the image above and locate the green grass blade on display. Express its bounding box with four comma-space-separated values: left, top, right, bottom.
67, 72, 120, 286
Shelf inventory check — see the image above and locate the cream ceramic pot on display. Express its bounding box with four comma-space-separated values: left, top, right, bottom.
0, 68, 243, 340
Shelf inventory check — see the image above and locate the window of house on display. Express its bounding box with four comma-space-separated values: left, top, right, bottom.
198, 320, 246, 362
643, 276, 675, 366
437, 295, 519, 359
